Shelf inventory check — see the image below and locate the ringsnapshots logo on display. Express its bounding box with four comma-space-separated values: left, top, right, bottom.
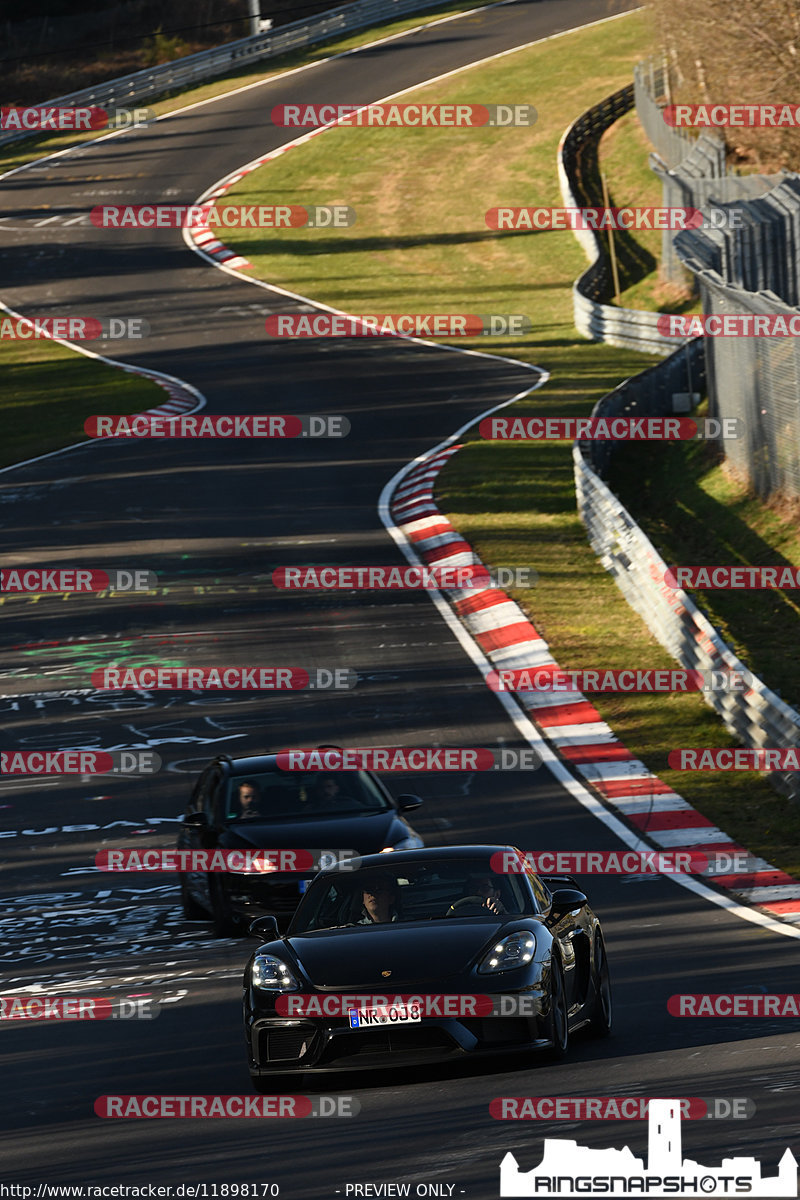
479, 415, 742, 440
271, 102, 537, 127
265, 314, 531, 337
275, 747, 542, 771
95, 848, 360, 873
95, 1095, 359, 1119
90, 204, 355, 229
271, 564, 537, 590
0, 316, 149, 340
0, 568, 156, 593
486, 667, 751, 694
0, 996, 159, 1020
89, 666, 357, 691
83, 415, 349, 438
0, 106, 155, 132
1, 750, 160, 775
499, 1098, 797, 1197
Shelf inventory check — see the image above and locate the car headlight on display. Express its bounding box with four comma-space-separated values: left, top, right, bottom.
381, 835, 424, 852
478, 932, 536, 974
252, 954, 298, 991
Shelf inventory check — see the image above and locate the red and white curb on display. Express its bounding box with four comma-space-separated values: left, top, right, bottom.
115, 364, 200, 421
388, 449, 800, 926
185, 129, 334, 270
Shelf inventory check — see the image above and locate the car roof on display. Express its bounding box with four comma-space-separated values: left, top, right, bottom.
319, 845, 519, 875
216, 754, 370, 776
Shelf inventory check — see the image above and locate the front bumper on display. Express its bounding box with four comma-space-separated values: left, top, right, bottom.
245, 995, 548, 1075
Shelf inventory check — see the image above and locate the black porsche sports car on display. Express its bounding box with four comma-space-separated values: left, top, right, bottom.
177, 752, 424, 935
242, 845, 612, 1086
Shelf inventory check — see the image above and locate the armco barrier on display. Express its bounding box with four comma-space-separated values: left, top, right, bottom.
573, 344, 800, 803
0, 0, 459, 149
557, 85, 680, 355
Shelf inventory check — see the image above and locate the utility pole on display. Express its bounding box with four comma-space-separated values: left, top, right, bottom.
248, 0, 261, 37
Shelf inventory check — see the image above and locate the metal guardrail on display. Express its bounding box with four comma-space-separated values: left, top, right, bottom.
557, 84, 679, 355
564, 76, 800, 798
0, 0, 455, 148
574, 370, 800, 802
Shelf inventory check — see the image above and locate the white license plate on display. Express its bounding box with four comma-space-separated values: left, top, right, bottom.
348, 1003, 421, 1029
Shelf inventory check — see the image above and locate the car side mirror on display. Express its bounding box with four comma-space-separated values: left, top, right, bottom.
548, 888, 588, 916
183, 811, 209, 828
396, 794, 423, 811
249, 915, 280, 940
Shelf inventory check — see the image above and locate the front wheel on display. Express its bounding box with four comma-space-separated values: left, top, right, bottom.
545, 957, 569, 1060
588, 935, 612, 1037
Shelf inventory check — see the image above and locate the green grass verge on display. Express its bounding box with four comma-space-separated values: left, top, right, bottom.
0, 340, 166, 468
219, 7, 800, 877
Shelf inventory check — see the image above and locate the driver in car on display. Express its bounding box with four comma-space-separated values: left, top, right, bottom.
447, 873, 507, 916
237, 780, 262, 819
357, 872, 400, 923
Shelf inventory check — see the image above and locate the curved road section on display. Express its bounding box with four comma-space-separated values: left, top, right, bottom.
1, 1, 799, 1196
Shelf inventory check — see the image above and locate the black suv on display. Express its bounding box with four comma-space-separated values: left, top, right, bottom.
177, 752, 425, 935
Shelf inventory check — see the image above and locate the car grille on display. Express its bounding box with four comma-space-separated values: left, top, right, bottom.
258, 1025, 317, 1063
320, 1026, 457, 1066
462, 1017, 535, 1044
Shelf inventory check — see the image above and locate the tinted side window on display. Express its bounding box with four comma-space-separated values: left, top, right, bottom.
525, 868, 551, 914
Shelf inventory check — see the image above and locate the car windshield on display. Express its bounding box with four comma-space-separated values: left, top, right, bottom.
224, 770, 391, 822
289, 858, 532, 932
